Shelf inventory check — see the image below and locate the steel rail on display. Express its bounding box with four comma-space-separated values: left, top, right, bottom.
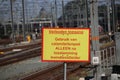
0, 47, 41, 66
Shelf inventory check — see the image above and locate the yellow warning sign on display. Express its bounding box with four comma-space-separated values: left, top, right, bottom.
42, 28, 90, 62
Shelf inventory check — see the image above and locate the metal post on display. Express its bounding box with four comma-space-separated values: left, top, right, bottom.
26, 0, 29, 33
71, 3, 73, 27
104, 6, 107, 32
77, 5, 79, 27
10, 0, 15, 42
90, 0, 100, 51
3, 24, 7, 35
62, 0, 65, 27
85, 0, 89, 27
30, 23, 33, 33
64, 62, 67, 80
17, 23, 19, 36
90, 0, 100, 80
51, 2, 53, 28
22, 0, 25, 41
111, 0, 116, 32
54, 0, 57, 27
107, 0, 111, 32
79, 5, 81, 26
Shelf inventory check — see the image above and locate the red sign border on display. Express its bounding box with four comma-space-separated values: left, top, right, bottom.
41, 28, 90, 62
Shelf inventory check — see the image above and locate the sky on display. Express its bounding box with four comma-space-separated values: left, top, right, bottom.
0, 0, 73, 22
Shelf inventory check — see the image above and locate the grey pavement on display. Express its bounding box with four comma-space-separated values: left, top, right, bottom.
0, 57, 61, 80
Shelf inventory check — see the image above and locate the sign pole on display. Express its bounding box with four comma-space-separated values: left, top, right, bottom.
64, 62, 67, 80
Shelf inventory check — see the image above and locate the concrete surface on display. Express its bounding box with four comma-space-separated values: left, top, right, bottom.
0, 57, 61, 80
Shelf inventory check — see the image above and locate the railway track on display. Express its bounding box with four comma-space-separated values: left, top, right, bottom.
21, 63, 88, 80
0, 43, 40, 58
0, 41, 41, 52
0, 47, 41, 66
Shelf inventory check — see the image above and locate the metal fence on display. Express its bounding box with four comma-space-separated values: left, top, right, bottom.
100, 46, 116, 74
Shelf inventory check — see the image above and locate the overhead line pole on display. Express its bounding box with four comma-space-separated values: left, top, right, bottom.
51, 2, 53, 27
107, 0, 111, 32
111, 0, 116, 32
90, 0, 100, 80
22, 0, 25, 41
62, 0, 65, 27
90, 0, 100, 51
85, 0, 89, 27
54, 0, 57, 27
10, 0, 15, 42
